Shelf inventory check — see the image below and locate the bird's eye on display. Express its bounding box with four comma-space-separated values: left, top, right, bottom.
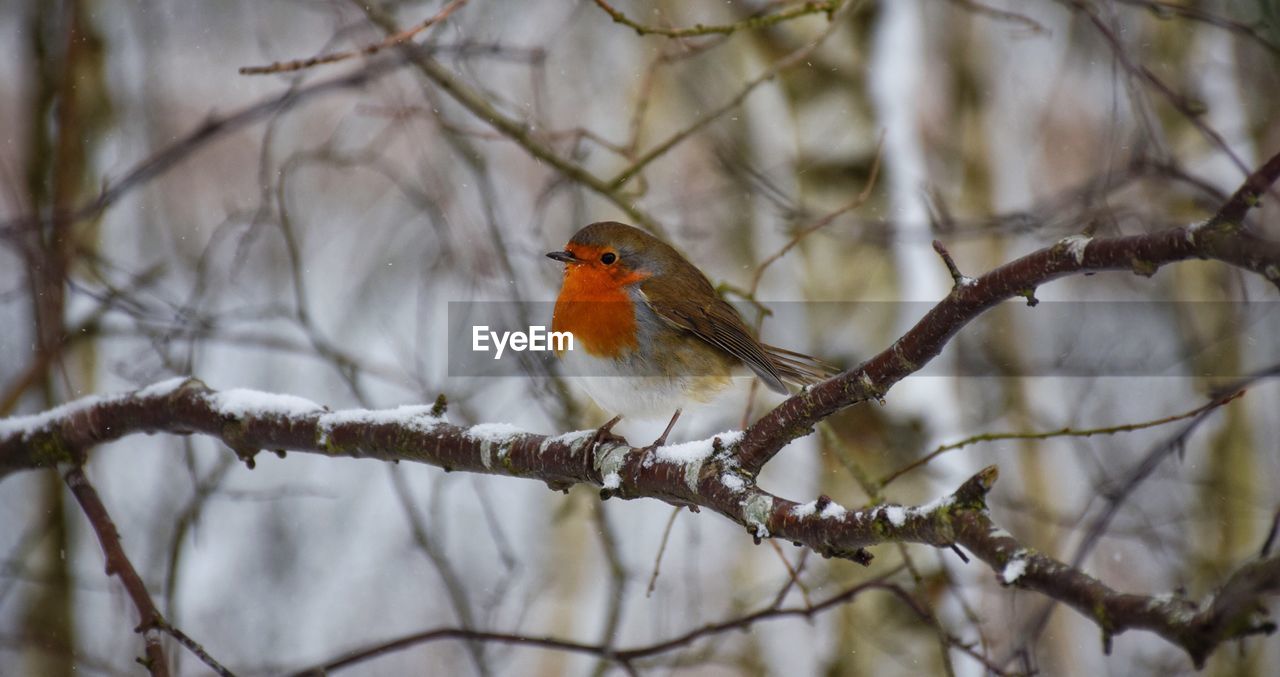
601, 252, 617, 265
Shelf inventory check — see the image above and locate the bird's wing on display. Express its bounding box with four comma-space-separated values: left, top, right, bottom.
638, 273, 793, 394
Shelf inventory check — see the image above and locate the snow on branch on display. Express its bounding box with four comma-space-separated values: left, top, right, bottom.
3, 151, 1280, 670
2, 378, 1276, 666
735, 150, 1280, 472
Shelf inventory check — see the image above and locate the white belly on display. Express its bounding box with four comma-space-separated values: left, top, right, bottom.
557, 345, 731, 420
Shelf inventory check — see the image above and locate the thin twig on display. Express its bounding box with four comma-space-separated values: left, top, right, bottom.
944, 0, 1047, 33
593, 0, 839, 38
1060, 0, 1252, 177
766, 541, 812, 609
292, 565, 912, 675
239, 0, 470, 75
0, 62, 395, 241
646, 506, 682, 597
352, 1, 665, 233
1262, 506, 1280, 558
607, 1, 856, 189
63, 466, 170, 677
1113, 0, 1280, 55
877, 389, 1246, 489
747, 132, 885, 296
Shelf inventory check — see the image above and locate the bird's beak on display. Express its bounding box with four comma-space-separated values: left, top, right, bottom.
545, 250, 577, 263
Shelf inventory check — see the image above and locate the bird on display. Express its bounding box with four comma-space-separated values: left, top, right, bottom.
546, 221, 834, 446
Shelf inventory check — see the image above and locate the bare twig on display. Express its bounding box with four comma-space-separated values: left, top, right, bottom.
239, 0, 470, 75
0, 62, 396, 241
607, 7, 852, 190
352, 1, 665, 233
877, 389, 1246, 489
766, 540, 812, 609
65, 464, 237, 675
292, 565, 911, 675
1113, 0, 1280, 55
1262, 506, 1280, 558
944, 0, 1048, 33
747, 133, 885, 296
590, 501, 629, 677
64, 466, 170, 677
645, 506, 682, 597
593, 0, 840, 38
1059, 0, 1253, 177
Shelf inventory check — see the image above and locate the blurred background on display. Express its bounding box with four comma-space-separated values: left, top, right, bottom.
2, 0, 1279, 674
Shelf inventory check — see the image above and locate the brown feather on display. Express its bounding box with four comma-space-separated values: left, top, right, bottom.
564, 222, 834, 394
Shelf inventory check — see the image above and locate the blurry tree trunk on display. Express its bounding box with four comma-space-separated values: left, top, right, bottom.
17, 0, 110, 673
20, 475, 74, 677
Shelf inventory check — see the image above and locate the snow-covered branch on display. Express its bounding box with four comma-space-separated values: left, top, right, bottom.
737, 150, 1280, 473
2, 378, 1275, 666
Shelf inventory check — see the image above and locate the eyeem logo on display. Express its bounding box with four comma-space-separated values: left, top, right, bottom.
472, 325, 573, 359
449, 300, 1280, 377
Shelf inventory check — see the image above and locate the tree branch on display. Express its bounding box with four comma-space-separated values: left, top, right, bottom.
733, 149, 1280, 474
291, 564, 915, 676
238, 0, 470, 75
4, 151, 1278, 673
0, 62, 396, 241
351, 2, 665, 234
3, 377, 1276, 666
63, 465, 170, 677
592, 0, 840, 39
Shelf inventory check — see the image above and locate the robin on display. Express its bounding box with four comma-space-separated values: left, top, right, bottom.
546, 221, 833, 445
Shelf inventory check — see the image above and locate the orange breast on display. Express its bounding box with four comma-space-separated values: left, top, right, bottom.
552, 264, 646, 358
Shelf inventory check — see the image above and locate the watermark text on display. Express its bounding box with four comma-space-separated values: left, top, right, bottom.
472, 325, 573, 359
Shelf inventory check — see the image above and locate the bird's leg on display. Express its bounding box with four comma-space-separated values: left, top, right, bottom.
646, 408, 682, 450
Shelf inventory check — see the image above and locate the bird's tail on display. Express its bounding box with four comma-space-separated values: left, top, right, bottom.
760, 343, 840, 389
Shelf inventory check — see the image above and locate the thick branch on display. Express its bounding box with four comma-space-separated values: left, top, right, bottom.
3, 380, 1275, 665
734, 150, 1280, 473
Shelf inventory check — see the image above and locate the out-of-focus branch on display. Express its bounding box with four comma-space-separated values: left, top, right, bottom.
592, 0, 840, 38
942, 0, 1047, 33
239, 0, 469, 75
606, 6, 850, 190
877, 389, 1245, 490
3, 380, 1275, 665
351, 2, 664, 234
1113, 0, 1280, 56
0, 62, 396, 241
292, 566, 913, 676
733, 149, 1280, 474
1059, 0, 1254, 176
